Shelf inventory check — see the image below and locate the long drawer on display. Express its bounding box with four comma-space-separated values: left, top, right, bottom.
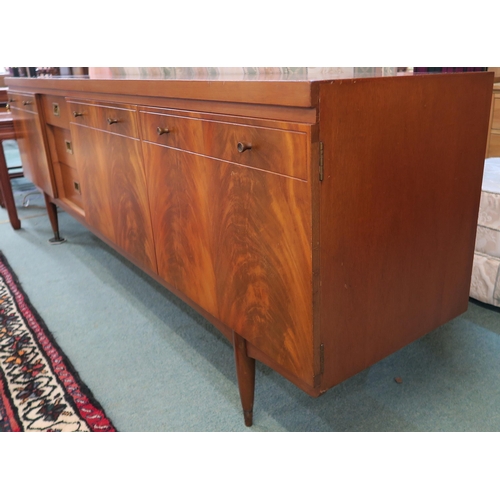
67, 100, 139, 138
7, 92, 38, 113
139, 109, 308, 180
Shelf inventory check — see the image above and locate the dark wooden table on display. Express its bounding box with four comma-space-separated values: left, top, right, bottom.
0, 113, 21, 229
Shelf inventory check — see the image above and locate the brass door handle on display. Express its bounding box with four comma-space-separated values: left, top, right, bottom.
73, 111, 84, 117
107, 118, 119, 125
237, 142, 252, 153
157, 126, 169, 135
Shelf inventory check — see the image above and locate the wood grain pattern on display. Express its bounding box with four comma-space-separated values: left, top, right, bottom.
233, 331, 256, 427
41, 94, 71, 129
47, 125, 75, 168
8, 93, 55, 198
44, 124, 83, 211
95, 104, 138, 138
59, 162, 83, 209
6, 77, 319, 108
140, 110, 308, 179
27, 89, 320, 124
66, 100, 98, 128
68, 100, 139, 138
318, 73, 494, 389
6, 73, 495, 426
488, 133, 500, 157
492, 95, 500, 129
487, 88, 500, 157
143, 142, 315, 383
71, 123, 157, 273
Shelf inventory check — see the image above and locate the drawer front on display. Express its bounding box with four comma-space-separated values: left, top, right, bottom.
51, 126, 76, 168
59, 162, 83, 208
8, 92, 38, 113
41, 94, 70, 128
67, 100, 98, 128
140, 111, 308, 180
68, 100, 138, 138
95, 104, 138, 137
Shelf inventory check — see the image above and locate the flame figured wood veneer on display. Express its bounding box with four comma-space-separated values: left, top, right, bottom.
5, 72, 494, 426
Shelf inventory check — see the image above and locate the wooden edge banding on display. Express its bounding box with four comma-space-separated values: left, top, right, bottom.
6, 78, 317, 108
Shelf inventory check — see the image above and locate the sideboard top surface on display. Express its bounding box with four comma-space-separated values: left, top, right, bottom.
7, 72, 491, 109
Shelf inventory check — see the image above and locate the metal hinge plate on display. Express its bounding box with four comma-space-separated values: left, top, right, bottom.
319, 142, 324, 181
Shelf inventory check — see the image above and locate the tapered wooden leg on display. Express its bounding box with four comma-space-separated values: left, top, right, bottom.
233, 331, 256, 427
43, 193, 66, 244
0, 146, 21, 230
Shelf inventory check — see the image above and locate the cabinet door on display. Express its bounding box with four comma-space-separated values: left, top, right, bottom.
71, 124, 157, 273
143, 143, 314, 383
9, 101, 55, 197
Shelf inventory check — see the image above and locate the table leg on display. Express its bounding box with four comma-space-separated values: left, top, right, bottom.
43, 193, 66, 244
233, 331, 256, 427
0, 143, 21, 230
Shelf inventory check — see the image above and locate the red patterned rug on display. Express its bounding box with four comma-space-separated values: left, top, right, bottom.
0, 251, 116, 431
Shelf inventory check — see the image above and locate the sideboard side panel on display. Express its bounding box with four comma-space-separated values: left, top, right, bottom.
8, 92, 56, 198
318, 73, 494, 388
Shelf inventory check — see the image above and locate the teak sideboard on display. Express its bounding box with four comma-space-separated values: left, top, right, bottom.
5, 72, 493, 426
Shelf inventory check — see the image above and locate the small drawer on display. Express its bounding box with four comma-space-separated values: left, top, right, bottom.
59, 162, 83, 208
42, 95, 70, 128
67, 100, 98, 128
140, 111, 308, 179
95, 104, 138, 138
52, 126, 76, 168
8, 92, 38, 113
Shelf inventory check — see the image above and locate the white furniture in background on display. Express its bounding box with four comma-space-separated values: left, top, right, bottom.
471, 157, 500, 306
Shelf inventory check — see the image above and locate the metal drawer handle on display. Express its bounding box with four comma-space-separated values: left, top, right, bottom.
22, 100, 32, 106
237, 142, 252, 153
73, 111, 84, 117
157, 126, 169, 136
107, 118, 119, 125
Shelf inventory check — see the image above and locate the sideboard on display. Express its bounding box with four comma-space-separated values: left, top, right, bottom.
5, 72, 493, 426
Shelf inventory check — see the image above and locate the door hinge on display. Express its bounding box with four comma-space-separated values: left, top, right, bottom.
320, 343, 324, 374
319, 142, 324, 182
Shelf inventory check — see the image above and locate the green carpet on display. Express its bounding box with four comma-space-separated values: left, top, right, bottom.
2, 139, 21, 168
1, 198, 500, 431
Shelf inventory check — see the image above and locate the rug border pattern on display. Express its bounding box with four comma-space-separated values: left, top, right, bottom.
0, 251, 116, 432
